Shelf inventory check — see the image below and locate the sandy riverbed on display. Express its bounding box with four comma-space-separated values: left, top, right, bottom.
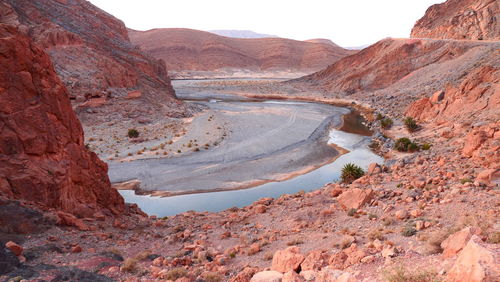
108, 92, 349, 195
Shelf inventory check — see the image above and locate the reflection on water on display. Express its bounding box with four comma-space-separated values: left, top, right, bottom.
119, 130, 382, 217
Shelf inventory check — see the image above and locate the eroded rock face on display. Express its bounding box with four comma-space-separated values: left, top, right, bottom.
2, 0, 193, 122
411, 0, 499, 40
0, 23, 124, 217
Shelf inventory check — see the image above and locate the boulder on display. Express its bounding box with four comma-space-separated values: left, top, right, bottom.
337, 189, 374, 210
5, 241, 23, 256
301, 250, 327, 271
282, 270, 305, 282
447, 235, 499, 282
476, 169, 499, 185
367, 163, 382, 175
250, 271, 283, 282
271, 246, 305, 273
316, 267, 356, 282
441, 227, 472, 258
462, 130, 487, 157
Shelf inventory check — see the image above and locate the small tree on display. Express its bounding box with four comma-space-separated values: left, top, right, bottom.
404, 117, 418, 132
341, 163, 365, 184
128, 128, 139, 138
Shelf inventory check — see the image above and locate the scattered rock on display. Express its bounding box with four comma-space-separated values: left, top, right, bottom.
337, 188, 374, 210
251, 270, 284, 282
271, 246, 305, 273
441, 227, 472, 258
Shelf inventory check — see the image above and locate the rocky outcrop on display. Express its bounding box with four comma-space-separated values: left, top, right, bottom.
2, 0, 193, 123
0, 23, 124, 217
411, 0, 499, 40
294, 37, 499, 117
128, 28, 355, 72
447, 235, 499, 282
405, 66, 499, 124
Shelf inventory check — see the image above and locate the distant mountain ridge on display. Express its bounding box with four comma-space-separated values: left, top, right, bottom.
208, 29, 277, 38
129, 28, 357, 72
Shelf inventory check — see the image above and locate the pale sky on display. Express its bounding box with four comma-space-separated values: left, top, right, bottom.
88, 0, 444, 47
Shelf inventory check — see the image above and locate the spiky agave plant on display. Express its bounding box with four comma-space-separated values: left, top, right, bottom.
341, 163, 365, 184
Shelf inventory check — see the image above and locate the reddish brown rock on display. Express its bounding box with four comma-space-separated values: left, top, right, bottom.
0, 24, 124, 217
337, 188, 374, 210
2, 0, 194, 124
301, 250, 327, 271
271, 246, 305, 273
411, 0, 499, 40
441, 227, 473, 258
447, 235, 499, 282
129, 28, 356, 72
250, 271, 283, 282
5, 241, 23, 256
282, 271, 305, 282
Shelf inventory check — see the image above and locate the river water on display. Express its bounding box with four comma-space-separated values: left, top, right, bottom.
118, 98, 382, 216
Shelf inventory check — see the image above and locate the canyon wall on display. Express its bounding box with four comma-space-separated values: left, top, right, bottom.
3, 0, 193, 122
0, 22, 124, 217
411, 0, 499, 40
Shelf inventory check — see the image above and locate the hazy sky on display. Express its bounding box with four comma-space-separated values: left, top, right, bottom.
88, 0, 444, 47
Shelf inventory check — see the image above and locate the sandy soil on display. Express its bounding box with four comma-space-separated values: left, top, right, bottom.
108, 94, 350, 195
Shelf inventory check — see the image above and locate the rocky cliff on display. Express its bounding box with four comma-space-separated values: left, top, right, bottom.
411, 0, 499, 40
0, 22, 124, 217
128, 28, 355, 72
294, 37, 499, 117
2, 0, 193, 123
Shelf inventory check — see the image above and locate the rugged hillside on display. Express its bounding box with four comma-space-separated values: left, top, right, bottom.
0, 22, 124, 217
294, 37, 499, 116
3, 0, 194, 123
128, 28, 355, 72
411, 0, 499, 40
207, 30, 276, 38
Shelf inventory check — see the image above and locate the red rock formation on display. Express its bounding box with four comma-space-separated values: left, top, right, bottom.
411, 0, 499, 40
128, 28, 356, 72
2, 0, 192, 122
0, 23, 124, 217
406, 65, 499, 123
298, 38, 477, 94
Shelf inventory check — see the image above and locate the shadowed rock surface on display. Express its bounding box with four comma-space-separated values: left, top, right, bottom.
0, 22, 124, 217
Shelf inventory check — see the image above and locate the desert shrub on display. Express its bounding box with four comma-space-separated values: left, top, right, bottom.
376, 113, 384, 121
164, 267, 188, 280
287, 239, 304, 246
341, 163, 365, 183
380, 117, 394, 129
460, 178, 472, 184
120, 258, 138, 273
404, 117, 418, 132
347, 208, 357, 217
203, 272, 223, 282
394, 138, 420, 152
401, 224, 417, 237
421, 143, 431, 150
128, 128, 139, 138
383, 266, 441, 282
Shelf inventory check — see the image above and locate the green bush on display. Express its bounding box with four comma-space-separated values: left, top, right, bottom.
341, 163, 365, 184
404, 117, 418, 132
394, 138, 420, 152
380, 117, 394, 129
421, 143, 431, 150
376, 113, 384, 121
127, 128, 139, 138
